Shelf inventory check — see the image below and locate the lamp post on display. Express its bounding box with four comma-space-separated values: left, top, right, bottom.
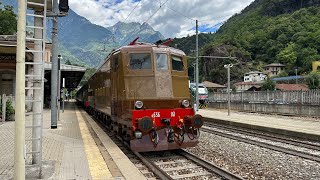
295, 67, 298, 84
224, 63, 233, 116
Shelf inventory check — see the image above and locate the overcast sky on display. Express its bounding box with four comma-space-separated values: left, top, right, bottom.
69, 0, 254, 38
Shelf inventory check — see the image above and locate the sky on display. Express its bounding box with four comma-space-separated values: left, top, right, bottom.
69, 0, 255, 38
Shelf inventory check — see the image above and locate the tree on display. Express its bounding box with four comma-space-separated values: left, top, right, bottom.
261, 77, 276, 90
276, 42, 297, 68
0, 3, 17, 35
307, 72, 320, 89
275, 71, 288, 77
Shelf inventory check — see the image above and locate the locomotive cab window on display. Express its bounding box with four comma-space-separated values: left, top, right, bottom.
156, 53, 168, 70
129, 53, 152, 70
171, 55, 184, 71
112, 54, 119, 71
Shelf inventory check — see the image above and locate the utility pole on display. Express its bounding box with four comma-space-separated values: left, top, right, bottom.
224, 64, 233, 116
51, 0, 59, 129
193, 63, 196, 83
32, 11, 43, 164
295, 68, 298, 84
14, 0, 26, 178
62, 78, 65, 113
58, 55, 61, 120
195, 19, 199, 112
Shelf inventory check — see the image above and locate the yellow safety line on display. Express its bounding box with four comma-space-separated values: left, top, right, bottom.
76, 110, 113, 179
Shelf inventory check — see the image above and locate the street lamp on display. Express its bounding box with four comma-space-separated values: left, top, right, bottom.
193, 63, 196, 82
224, 63, 233, 116
295, 67, 298, 84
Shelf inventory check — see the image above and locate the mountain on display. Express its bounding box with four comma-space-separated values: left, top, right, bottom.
1, 1, 165, 67
107, 21, 165, 45
47, 9, 114, 67
172, 0, 320, 85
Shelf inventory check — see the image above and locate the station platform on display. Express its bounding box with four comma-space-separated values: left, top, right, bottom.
0, 101, 145, 180
199, 108, 320, 141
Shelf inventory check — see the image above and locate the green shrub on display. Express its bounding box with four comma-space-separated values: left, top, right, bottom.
6, 99, 15, 117
0, 98, 15, 120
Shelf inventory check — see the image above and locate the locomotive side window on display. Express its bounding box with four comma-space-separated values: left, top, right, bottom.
129, 53, 151, 70
156, 53, 168, 70
112, 55, 119, 71
172, 55, 184, 71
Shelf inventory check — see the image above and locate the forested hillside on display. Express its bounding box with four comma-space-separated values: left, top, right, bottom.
174, 0, 320, 85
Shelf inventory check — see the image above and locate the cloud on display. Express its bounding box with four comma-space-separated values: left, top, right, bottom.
69, 0, 254, 38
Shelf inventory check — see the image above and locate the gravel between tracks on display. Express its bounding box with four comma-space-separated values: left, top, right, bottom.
204, 126, 320, 156
185, 131, 320, 179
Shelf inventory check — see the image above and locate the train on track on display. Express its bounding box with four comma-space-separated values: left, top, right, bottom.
76, 38, 203, 152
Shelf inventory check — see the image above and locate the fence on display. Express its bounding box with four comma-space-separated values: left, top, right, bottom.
209, 90, 320, 105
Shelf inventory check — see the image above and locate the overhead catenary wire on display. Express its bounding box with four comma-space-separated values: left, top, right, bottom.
102, 0, 143, 49
119, 0, 170, 47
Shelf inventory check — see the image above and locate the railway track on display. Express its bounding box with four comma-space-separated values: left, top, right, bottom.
203, 123, 320, 163
138, 150, 242, 180
83, 108, 241, 180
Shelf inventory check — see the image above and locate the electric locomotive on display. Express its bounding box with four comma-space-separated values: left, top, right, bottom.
77, 38, 203, 152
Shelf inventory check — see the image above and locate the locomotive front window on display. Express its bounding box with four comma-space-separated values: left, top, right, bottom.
129, 53, 152, 70
172, 56, 184, 71
156, 53, 168, 70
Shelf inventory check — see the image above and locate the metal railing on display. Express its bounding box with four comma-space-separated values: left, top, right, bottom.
209, 90, 320, 105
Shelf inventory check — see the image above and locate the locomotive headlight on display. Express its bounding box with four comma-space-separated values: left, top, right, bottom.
135, 101, 143, 109
182, 100, 190, 107
134, 130, 143, 139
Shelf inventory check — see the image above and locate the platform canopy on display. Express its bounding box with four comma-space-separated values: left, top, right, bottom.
44, 63, 86, 89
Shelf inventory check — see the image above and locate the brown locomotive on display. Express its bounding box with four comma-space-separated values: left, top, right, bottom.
77, 39, 203, 152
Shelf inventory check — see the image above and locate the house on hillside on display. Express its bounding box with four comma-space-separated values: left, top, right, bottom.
264, 63, 285, 77
275, 84, 308, 91
234, 81, 263, 92
201, 81, 226, 92
243, 71, 266, 82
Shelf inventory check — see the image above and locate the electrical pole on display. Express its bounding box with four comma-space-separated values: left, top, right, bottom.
62, 78, 65, 113
14, 0, 26, 178
32, 11, 43, 164
195, 19, 199, 112
295, 68, 298, 84
51, 0, 59, 129
224, 64, 233, 116
227, 65, 231, 116
193, 63, 196, 83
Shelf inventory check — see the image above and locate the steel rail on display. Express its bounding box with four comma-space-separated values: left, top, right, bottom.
177, 149, 243, 180
202, 127, 320, 163
205, 122, 320, 151
133, 152, 173, 180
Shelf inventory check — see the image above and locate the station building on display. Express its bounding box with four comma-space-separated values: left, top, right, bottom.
0, 35, 85, 110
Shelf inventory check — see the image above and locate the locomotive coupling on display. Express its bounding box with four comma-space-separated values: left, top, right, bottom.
167, 127, 175, 143
184, 114, 203, 128
161, 118, 171, 126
